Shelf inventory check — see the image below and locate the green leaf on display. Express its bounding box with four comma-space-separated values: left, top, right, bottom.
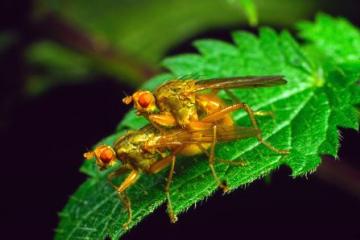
28, 0, 316, 95
229, 0, 258, 26
56, 17, 360, 239
297, 13, 360, 155
318, 62, 360, 156
25, 41, 93, 95
298, 13, 360, 63
45, 0, 315, 63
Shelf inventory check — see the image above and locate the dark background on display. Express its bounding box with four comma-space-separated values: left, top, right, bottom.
1, 1, 359, 239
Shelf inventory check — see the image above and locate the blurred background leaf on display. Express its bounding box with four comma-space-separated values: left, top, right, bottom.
37, 0, 316, 63
24, 0, 319, 95
229, 0, 258, 26
25, 41, 93, 95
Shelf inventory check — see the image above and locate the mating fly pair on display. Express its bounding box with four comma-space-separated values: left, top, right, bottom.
84, 75, 289, 228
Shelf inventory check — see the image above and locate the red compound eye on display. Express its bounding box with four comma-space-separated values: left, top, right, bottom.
100, 148, 114, 164
138, 92, 152, 108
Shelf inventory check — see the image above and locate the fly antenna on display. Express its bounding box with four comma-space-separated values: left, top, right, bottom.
122, 90, 129, 98
83, 150, 95, 160
122, 91, 133, 105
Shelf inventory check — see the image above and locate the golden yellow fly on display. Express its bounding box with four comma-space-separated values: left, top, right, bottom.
123, 76, 288, 154
84, 124, 262, 228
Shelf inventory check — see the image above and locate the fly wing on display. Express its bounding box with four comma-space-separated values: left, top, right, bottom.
189, 126, 260, 143
158, 126, 260, 145
194, 76, 287, 91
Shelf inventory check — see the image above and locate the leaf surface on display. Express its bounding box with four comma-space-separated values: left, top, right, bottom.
56, 15, 360, 240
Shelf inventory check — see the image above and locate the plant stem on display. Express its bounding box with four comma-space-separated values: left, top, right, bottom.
35, 13, 159, 86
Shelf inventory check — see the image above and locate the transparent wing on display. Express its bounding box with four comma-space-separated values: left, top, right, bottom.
194, 76, 287, 91
157, 126, 260, 146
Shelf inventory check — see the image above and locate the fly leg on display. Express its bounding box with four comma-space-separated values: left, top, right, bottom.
208, 125, 229, 192
196, 140, 229, 192
149, 153, 180, 223
196, 140, 246, 193
148, 112, 177, 130
186, 120, 228, 191
164, 156, 177, 223
108, 167, 140, 229
188, 120, 242, 192
107, 165, 131, 188
201, 102, 288, 155
197, 144, 246, 167
234, 103, 288, 154
224, 89, 275, 118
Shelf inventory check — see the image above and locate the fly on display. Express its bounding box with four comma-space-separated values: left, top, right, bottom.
122, 75, 288, 154
84, 124, 262, 229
